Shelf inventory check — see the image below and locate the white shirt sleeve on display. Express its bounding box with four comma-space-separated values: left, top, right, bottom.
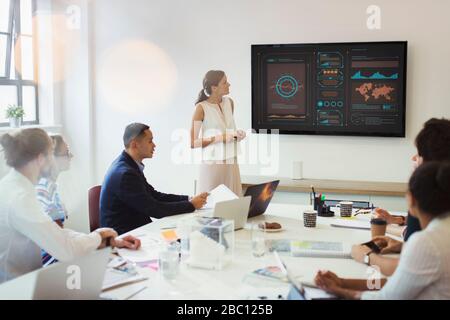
9, 192, 102, 262
361, 232, 440, 300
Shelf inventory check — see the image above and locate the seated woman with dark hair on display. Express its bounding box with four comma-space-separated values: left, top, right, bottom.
350, 117, 450, 276
315, 161, 450, 300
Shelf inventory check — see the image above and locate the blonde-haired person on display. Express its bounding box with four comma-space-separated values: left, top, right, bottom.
0, 129, 140, 284
36, 135, 73, 266
190, 70, 246, 196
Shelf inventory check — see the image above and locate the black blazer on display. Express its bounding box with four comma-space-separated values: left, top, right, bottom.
100, 151, 195, 235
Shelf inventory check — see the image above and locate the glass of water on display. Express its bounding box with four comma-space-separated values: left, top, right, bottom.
159, 241, 180, 280
251, 223, 266, 257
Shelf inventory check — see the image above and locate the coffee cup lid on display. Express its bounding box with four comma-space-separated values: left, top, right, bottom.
370, 218, 387, 225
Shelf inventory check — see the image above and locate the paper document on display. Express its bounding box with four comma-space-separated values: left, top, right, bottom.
117, 247, 159, 263
102, 269, 147, 291
330, 219, 370, 230
202, 184, 238, 210
304, 287, 337, 300
290, 240, 352, 259
117, 233, 161, 262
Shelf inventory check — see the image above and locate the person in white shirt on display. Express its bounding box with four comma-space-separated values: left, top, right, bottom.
0, 128, 141, 284
190, 70, 247, 196
351, 118, 450, 276
314, 161, 450, 300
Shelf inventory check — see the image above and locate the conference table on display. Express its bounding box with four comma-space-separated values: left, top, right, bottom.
103, 203, 394, 300
0, 203, 402, 300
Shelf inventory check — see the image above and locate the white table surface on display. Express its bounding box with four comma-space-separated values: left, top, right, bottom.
0, 203, 402, 300
104, 203, 390, 300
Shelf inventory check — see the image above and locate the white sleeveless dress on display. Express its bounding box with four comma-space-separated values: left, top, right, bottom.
196, 97, 243, 196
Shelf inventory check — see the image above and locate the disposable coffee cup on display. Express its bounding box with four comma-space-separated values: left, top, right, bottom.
339, 201, 353, 217
303, 210, 317, 228
370, 218, 387, 237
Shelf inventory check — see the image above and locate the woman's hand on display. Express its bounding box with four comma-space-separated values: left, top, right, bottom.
314, 270, 344, 293
374, 208, 405, 225
315, 271, 363, 300
95, 228, 118, 249
215, 133, 236, 143
236, 130, 246, 142
373, 208, 393, 223
351, 244, 372, 263
372, 236, 403, 254
112, 235, 141, 250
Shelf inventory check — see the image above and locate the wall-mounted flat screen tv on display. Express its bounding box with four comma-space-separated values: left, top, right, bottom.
251, 41, 407, 137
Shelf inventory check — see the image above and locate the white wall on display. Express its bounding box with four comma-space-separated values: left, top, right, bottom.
91, 0, 450, 184
50, 0, 95, 231
52, 0, 450, 231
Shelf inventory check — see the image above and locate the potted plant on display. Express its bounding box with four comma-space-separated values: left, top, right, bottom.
5, 105, 25, 128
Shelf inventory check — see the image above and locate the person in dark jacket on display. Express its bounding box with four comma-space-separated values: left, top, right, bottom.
100, 123, 208, 235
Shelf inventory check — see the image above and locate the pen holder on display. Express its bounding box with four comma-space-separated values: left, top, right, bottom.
317, 204, 335, 217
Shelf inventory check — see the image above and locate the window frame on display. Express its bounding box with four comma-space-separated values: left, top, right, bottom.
0, 0, 39, 127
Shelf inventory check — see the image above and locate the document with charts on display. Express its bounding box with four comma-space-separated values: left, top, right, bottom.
290, 240, 352, 259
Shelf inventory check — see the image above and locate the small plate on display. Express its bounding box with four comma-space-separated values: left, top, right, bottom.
260, 227, 284, 233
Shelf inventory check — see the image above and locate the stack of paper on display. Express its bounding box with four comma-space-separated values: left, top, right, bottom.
117, 234, 161, 263
200, 184, 238, 210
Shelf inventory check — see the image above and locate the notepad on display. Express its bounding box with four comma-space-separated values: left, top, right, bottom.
330, 219, 370, 230
290, 240, 352, 259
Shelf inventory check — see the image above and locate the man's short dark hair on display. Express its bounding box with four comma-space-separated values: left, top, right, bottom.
123, 123, 150, 148
415, 118, 450, 162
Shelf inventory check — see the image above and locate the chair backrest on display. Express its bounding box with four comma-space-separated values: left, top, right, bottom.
88, 185, 102, 232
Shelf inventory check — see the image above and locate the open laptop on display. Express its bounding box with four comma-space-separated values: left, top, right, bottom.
208, 196, 252, 230
32, 248, 111, 300
244, 180, 280, 218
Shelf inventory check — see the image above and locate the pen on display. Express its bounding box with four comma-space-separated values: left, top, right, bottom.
311, 185, 316, 205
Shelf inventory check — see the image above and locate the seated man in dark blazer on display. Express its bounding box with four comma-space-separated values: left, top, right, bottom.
100, 123, 208, 235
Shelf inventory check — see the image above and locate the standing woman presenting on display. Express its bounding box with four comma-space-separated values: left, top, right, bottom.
190, 70, 246, 196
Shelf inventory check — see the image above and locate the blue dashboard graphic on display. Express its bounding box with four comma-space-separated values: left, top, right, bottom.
351, 71, 399, 80
275, 75, 300, 99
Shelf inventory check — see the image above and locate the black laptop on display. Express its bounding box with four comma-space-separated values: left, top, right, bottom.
244, 180, 280, 218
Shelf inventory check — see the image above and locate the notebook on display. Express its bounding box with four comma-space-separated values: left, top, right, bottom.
330, 219, 370, 230
267, 239, 351, 259
290, 240, 352, 259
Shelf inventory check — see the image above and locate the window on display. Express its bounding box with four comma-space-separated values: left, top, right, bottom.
0, 0, 38, 126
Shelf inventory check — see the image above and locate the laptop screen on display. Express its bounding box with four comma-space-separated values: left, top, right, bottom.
244, 180, 280, 218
